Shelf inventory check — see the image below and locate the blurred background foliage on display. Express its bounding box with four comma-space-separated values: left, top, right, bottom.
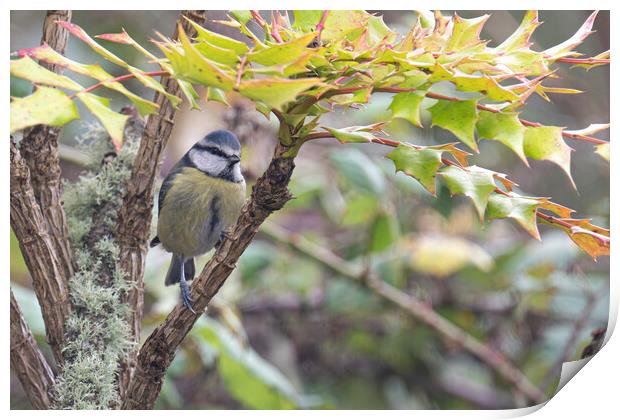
10, 10, 609, 409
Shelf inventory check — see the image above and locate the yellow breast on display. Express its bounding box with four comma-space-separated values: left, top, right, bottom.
157, 167, 246, 257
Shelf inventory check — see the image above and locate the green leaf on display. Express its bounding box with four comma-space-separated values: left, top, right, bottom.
496, 11, 540, 52
544, 11, 598, 60
76, 92, 129, 150
194, 41, 239, 67
388, 91, 426, 127
386, 145, 443, 195
194, 318, 303, 409
452, 74, 520, 102
185, 18, 249, 55
205, 87, 229, 106
370, 211, 400, 253
230, 10, 253, 25
595, 143, 610, 162
58, 21, 129, 67
486, 193, 541, 239
247, 33, 317, 66
18, 45, 159, 115
439, 165, 496, 220
429, 99, 479, 152
446, 14, 489, 51
366, 15, 397, 46
523, 126, 574, 188
11, 86, 79, 133
160, 25, 235, 90
476, 110, 527, 163
238, 78, 321, 111
10, 56, 83, 90
292, 10, 369, 42
324, 126, 375, 143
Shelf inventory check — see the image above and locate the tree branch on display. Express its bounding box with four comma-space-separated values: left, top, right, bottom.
10, 290, 55, 409
115, 10, 207, 399
260, 222, 548, 404
122, 138, 296, 409
14, 10, 74, 365
10, 139, 71, 365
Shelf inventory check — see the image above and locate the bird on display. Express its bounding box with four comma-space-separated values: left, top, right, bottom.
150, 130, 246, 313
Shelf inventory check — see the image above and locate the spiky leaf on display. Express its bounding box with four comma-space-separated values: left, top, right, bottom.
476, 110, 527, 163
387, 145, 443, 195
388, 91, 426, 127
486, 193, 540, 239
523, 126, 574, 187
440, 165, 496, 219
429, 99, 479, 152
10, 86, 79, 133
238, 78, 321, 111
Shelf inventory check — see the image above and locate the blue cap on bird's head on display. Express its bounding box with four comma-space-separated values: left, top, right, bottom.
201, 130, 241, 152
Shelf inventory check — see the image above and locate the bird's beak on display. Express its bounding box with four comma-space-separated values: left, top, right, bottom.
229, 155, 240, 164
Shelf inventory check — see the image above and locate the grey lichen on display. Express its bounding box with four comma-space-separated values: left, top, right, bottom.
53, 116, 143, 409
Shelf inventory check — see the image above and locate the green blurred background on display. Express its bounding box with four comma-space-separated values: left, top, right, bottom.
10, 10, 609, 409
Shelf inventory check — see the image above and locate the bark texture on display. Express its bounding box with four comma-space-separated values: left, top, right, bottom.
10, 140, 71, 365
17, 10, 74, 365
115, 10, 208, 398
122, 141, 296, 409
10, 290, 55, 409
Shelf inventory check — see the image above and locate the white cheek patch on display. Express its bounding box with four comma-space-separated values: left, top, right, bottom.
232, 163, 243, 182
189, 149, 227, 175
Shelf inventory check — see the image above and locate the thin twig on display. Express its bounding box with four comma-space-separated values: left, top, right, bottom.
260, 222, 548, 404
69, 70, 168, 98
315, 11, 330, 44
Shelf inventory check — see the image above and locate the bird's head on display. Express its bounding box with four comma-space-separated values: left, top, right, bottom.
187, 130, 243, 183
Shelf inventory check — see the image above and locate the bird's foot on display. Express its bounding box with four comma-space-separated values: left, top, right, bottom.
179, 278, 196, 314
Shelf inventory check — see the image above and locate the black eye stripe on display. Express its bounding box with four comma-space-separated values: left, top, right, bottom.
194, 144, 231, 158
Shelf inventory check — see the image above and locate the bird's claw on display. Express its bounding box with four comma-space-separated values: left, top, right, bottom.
180, 279, 196, 314
215, 229, 233, 249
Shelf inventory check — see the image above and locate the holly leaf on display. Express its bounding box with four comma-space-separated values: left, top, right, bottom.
324, 126, 375, 143
387, 145, 443, 195
523, 126, 575, 188
452, 74, 520, 102
564, 123, 610, 137
159, 25, 235, 90
388, 91, 426, 128
10, 86, 79, 133
429, 99, 479, 152
496, 11, 540, 52
476, 110, 527, 164
446, 14, 490, 51
10, 56, 83, 90
292, 10, 369, 42
185, 17, 250, 55
439, 165, 497, 220
238, 78, 321, 111
544, 11, 598, 60
76, 92, 129, 150
486, 193, 541, 239
247, 33, 317, 66
567, 226, 610, 260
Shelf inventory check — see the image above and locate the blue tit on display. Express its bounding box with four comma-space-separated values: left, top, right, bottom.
150, 130, 246, 313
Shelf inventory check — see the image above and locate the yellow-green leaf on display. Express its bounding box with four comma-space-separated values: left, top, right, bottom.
185, 18, 250, 55
247, 33, 317, 66
523, 126, 574, 188
440, 165, 496, 220
476, 110, 527, 163
429, 99, 479, 152
452, 74, 520, 102
292, 10, 369, 42
486, 193, 541, 239
238, 78, 321, 111
387, 145, 443, 195
76, 92, 129, 150
544, 11, 598, 60
10, 86, 79, 133
446, 14, 490, 52
10, 56, 83, 90
496, 11, 540, 52
388, 91, 426, 128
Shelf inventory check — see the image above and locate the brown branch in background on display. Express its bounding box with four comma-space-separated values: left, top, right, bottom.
260, 222, 548, 404
122, 139, 297, 409
10, 139, 70, 365
10, 290, 56, 410
15, 10, 74, 365
115, 10, 207, 399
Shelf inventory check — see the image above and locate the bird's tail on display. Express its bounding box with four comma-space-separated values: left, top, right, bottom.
164, 255, 196, 286
165, 254, 183, 286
